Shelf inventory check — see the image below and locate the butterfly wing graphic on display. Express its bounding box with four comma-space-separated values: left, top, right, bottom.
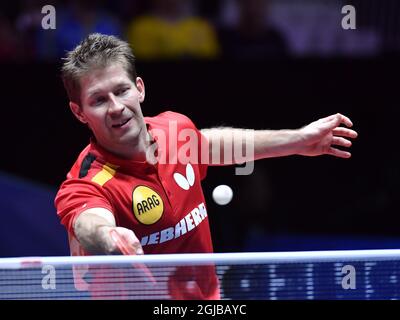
173, 172, 190, 190
186, 163, 195, 187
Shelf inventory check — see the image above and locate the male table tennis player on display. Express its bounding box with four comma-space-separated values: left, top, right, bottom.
55, 33, 358, 299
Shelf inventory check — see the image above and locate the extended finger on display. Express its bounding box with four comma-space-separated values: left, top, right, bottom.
133, 243, 144, 255
331, 136, 352, 148
333, 127, 358, 138
126, 230, 144, 255
336, 113, 353, 127
323, 113, 353, 127
327, 147, 351, 158
320, 114, 338, 123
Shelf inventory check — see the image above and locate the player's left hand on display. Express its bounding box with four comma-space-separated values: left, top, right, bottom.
297, 113, 358, 158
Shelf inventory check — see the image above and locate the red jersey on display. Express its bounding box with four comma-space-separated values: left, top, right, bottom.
55, 111, 219, 299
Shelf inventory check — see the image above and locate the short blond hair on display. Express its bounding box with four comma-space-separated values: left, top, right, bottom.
61, 33, 137, 105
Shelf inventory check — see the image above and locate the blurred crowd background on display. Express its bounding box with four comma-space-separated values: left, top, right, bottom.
2, 0, 400, 62
1, 0, 400, 257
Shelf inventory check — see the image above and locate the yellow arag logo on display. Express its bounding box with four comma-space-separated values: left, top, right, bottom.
132, 186, 164, 225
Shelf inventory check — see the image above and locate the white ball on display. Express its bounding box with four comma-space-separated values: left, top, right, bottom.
212, 185, 233, 205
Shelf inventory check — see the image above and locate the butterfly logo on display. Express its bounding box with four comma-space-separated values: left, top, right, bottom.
173, 163, 195, 190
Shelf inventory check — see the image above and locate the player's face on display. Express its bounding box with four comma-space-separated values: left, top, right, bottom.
70, 63, 147, 155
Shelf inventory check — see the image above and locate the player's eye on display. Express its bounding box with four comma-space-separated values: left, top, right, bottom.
115, 87, 130, 96
92, 96, 106, 106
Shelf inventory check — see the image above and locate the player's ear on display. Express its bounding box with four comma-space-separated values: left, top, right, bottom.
69, 102, 87, 124
136, 77, 145, 103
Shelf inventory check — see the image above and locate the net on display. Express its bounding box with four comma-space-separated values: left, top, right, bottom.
1, 250, 400, 300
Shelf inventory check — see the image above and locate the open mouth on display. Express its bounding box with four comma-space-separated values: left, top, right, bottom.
112, 118, 131, 128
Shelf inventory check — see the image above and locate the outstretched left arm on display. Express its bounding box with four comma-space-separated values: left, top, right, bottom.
200, 113, 358, 165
